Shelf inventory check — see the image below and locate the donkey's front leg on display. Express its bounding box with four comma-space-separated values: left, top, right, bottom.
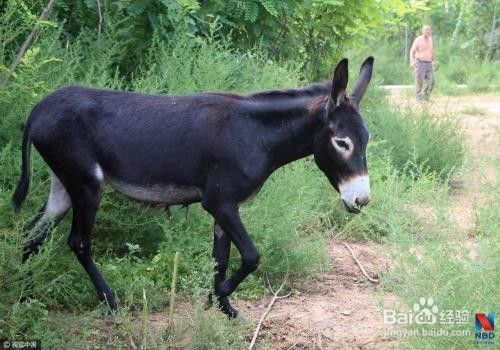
210, 223, 239, 318
203, 201, 260, 299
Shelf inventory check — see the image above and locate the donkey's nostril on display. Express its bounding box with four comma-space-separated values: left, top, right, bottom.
355, 195, 371, 207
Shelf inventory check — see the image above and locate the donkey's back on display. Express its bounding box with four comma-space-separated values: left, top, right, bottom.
27, 86, 253, 191
30, 85, 234, 144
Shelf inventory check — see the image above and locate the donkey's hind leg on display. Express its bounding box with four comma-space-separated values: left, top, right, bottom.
22, 172, 71, 262
65, 172, 117, 312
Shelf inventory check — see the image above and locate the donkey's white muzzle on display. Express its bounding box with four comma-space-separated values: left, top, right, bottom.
338, 175, 371, 213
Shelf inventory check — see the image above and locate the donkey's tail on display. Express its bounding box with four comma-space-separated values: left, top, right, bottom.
12, 121, 32, 213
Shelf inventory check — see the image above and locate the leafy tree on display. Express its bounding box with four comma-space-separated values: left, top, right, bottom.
468, 0, 498, 59
6, 0, 472, 81
409, 0, 498, 60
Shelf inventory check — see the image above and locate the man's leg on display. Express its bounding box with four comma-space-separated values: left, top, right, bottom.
414, 61, 425, 101
423, 65, 435, 100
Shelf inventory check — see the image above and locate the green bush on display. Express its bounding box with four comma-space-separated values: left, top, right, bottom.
362, 87, 466, 179
132, 36, 300, 95
466, 60, 500, 93
349, 41, 412, 85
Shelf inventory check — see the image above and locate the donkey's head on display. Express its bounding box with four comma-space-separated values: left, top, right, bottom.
314, 57, 374, 213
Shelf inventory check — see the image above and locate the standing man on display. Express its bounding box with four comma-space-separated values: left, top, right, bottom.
410, 25, 435, 102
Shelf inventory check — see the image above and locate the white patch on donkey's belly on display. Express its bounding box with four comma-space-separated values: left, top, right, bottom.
107, 178, 202, 205
45, 172, 71, 217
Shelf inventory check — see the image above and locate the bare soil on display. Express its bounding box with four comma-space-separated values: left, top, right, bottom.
237, 241, 398, 349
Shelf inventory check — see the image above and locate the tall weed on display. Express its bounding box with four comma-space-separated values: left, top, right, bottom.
363, 88, 466, 179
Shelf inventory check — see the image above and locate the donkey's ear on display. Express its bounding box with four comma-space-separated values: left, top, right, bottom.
331, 58, 348, 106
348, 56, 374, 111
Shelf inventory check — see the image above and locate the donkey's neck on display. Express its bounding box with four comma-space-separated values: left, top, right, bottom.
250, 95, 327, 169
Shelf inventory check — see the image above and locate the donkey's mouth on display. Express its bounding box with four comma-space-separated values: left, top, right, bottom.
341, 199, 361, 214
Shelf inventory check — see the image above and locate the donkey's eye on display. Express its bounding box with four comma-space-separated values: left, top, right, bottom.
330, 136, 354, 157
335, 140, 350, 151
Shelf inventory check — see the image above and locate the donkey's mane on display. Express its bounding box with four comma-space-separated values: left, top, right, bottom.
248, 82, 331, 100
205, 82, 331, 102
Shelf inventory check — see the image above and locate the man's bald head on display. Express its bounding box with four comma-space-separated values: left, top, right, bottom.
422, 25, 432, 38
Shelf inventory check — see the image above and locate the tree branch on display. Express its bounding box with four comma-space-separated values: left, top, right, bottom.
1, 0, 55, 89
249, 279, 291, 350
96, 0, 103, 48
341, 242, 379, 284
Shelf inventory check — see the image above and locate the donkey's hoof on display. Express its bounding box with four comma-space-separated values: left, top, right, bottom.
218, 297, 240, 320
103, 301, 118, 314
20, 295, 32, 303
204, 293, 214, 310
221, 306, 241, 320
98, 290, 118, 313
223, 306, 238, 319
96, 303, 120, 318
232, 310, 248, 323
107, 303, 119, 316
108, 306, 119, 316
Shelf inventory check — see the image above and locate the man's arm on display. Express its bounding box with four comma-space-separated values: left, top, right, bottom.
431, 38, 436, 68
409, 37, 419, 68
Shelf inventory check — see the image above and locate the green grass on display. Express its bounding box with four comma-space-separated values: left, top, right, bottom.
460, 104, 487, 116
381, 175, 499, 349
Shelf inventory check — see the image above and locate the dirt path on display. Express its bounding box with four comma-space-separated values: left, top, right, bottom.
237, 241, 397, 349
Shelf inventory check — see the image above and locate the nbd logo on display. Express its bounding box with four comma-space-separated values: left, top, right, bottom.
475, 312, 495, 344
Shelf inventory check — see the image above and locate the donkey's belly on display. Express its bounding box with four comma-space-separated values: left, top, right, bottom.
107, 177, 202, 205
